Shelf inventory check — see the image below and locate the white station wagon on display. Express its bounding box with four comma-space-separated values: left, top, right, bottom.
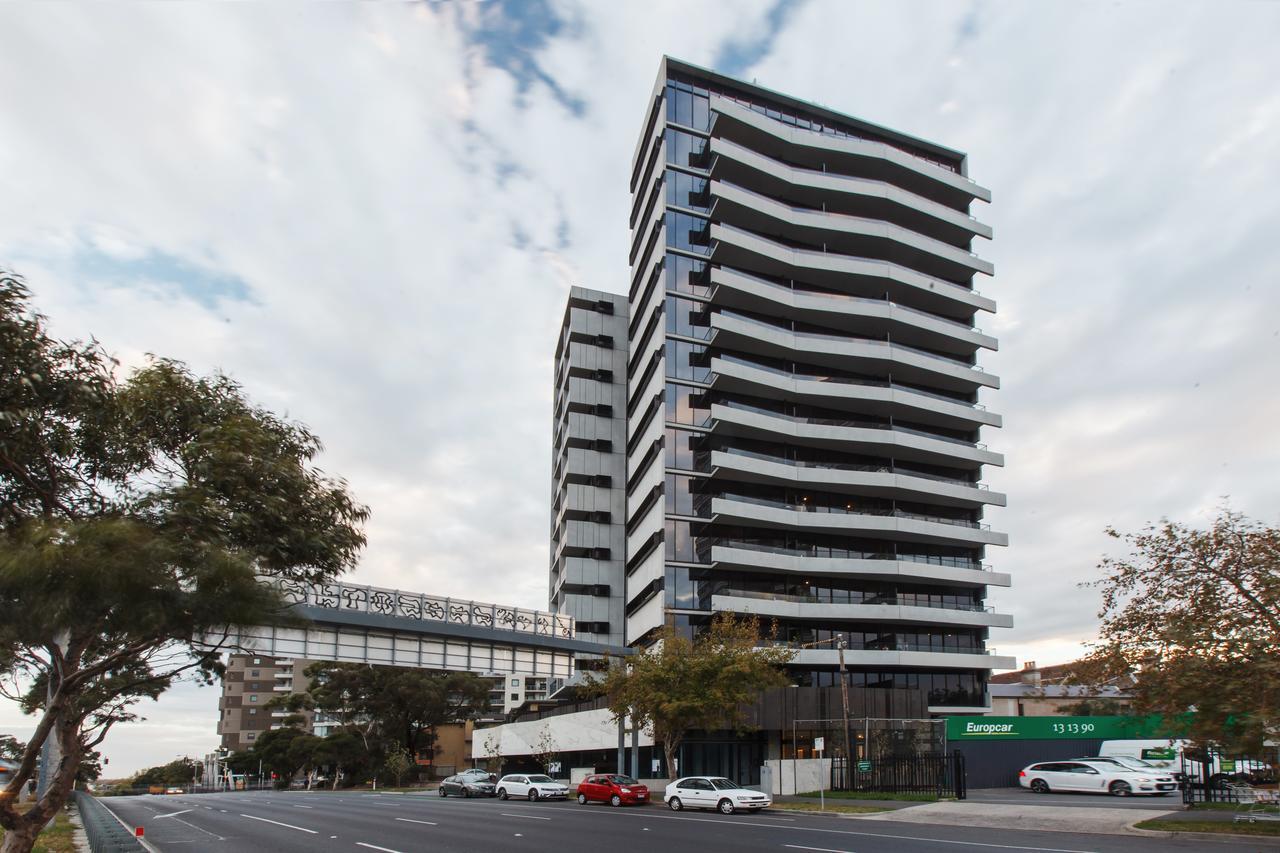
495, 773, 570, 801
1019, 760, 1178, 797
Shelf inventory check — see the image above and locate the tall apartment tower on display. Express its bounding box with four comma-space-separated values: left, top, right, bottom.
622, 58, 1013, 711
548, 287, 630, 650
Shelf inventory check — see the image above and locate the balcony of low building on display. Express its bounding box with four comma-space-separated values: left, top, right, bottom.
709, 222, 992, 324
708, 356, 1001, 432
708, 266, 996, 358
709, 179, 993, 283
704, 449, 1005, 508
710, 591, 1012, 630
706, 495, 1008, 548
708, 95, 991, 212
707, 311, 998, 395
707, 542, 1010, 588
708, 135, 991, 248
707, 402, 1002, 470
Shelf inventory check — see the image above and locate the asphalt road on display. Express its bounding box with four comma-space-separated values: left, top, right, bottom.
98, 790, 1256, 853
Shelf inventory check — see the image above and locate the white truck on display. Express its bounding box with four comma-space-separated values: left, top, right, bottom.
1098, 740, 1274, 786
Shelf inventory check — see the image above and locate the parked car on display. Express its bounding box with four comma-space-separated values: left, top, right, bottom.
1072, 755, 1185, 783
496, 774, 569, 801
576, 774, 649, 806
663, 776, 772, 814
1019, 760, 1178, 796
1098, 739, 1274, 787
455, 767, 498, 784
439, 771, 496, 798
164, 787, 184, 795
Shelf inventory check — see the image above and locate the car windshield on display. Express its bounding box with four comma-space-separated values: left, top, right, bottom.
708, 778, 739, 790
527, 775, 553, 783
608, 776, 639, 785
1118, 758, 1156, 768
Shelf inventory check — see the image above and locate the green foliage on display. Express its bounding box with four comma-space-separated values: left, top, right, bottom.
0, 272, 368, 848
592, 613, 792, 776
303, 663, 492, 755
1080, 506, 1280, 752
382, 746, 413, 787
131, 758, 200, 788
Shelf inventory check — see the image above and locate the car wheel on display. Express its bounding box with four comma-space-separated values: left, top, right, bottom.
667, 796, 682, 811
1109, 781, 1132, 797
438, 786, 447, 797
1030, 779, 1050, 794
497, 788, 508, 800
577, 793, 587, 805
463, 788, 472, 798
610, 793, 623, 807
529, 789, 539, 802
718, 798, 735, 815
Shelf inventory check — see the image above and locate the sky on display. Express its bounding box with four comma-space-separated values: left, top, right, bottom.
1, 0, 1278, 777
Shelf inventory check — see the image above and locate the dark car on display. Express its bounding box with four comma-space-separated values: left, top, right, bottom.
576, 774, 649, 806
439, 769, 497, 798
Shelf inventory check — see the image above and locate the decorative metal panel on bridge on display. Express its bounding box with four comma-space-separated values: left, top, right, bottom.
213, 579, 591, 678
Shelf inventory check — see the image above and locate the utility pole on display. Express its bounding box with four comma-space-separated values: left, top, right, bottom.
837, 634, 853, 777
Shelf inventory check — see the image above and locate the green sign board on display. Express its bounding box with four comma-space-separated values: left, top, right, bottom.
1141, 747, 1177, 761
1220, 760, 1236, 772
946, 715, 1184, 742
856, 760, 872, 772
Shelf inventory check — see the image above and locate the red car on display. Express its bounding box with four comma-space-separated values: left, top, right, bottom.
576, 774, 649, 806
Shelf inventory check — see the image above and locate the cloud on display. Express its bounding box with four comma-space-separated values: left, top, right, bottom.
1, 0, 1278, 771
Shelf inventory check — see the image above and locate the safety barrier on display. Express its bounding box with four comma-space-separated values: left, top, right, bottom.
72, 791, 147, 852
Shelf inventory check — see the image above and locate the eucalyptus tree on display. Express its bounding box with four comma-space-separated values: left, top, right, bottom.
0, 272, 368, 852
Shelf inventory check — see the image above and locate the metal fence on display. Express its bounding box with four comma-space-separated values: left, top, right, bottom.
831, 751, 966, 799
1180, 749, 1280, 804
73, 791, 147, 852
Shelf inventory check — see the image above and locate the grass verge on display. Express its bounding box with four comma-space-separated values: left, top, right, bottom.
794, 790, 938, 802
769, 801, 887, 815
0, 809, 78, 853
1135, 818, 1280, 837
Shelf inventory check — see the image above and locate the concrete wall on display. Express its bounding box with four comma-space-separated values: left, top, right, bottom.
764, 758, 832, 796
471, 708, 654, 761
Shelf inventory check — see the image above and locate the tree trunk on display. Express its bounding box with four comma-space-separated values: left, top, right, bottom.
0, 821, 42, 853
662, 737, 681, 781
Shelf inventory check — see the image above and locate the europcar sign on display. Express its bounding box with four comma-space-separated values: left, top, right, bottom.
946, 715, 1181, 741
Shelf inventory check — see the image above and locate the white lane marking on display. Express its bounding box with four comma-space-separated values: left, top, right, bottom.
357, 844, 405, 853
155, 809, 194, 818
239, 813, 318, 834
609, 811, 1099, 853
294, 805, 315, 809
500, 812, 551, 820
394, 817, 438, 826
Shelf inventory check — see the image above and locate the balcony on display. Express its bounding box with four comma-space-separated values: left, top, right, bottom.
708, 310, 998, 394
782, 646, 1016, 671
708, 135, 991, 247
712, 592, 1012, 629
708, 266, 996, 357
707, 402, 1002, 470
708, 496, 1008, 548
708, 356, 1001, 431
710, 179, 993, 283
709, 96, 991, 209
711, 223, 992, 323
708, 542, 1011, 589
705, 449, 1005, 508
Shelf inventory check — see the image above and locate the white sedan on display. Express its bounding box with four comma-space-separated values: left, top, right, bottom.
664, 776, 772, 814
496, 773, 570, 801
1019, 760, 1179, 796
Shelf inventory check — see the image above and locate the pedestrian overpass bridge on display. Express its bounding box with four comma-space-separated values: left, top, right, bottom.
217, 578, 628, 679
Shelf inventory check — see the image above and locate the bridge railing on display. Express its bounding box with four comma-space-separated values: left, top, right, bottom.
274, 579, 576, 640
